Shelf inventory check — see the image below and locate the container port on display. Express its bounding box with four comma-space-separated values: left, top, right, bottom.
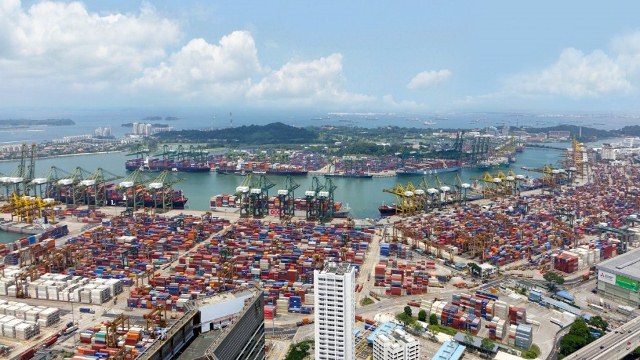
0, 139, 637, 360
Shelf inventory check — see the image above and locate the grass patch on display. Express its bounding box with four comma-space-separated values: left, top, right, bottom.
360, 297, 374, 306
285, 340, 313, 360
428, 324, 458, 336
522, 344, 541, 359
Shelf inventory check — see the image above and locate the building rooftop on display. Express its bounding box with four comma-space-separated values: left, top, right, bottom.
176, 329, 225, 360
321, 262, 354, 275
596, 246, 640, 280
433, 341, 466, 360
388, 328, 416, 344
367, 321, 398, 344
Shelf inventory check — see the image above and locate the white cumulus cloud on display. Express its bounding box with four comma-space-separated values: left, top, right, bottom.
247, 53, 374, 105
506, 48, 631, 98
0, 1, 179, 86
407, 69, 452, 90
133, 31, 261, 98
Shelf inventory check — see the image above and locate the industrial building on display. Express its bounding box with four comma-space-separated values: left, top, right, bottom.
596, 247, 640, 307
372, 328, 420, 360
314, 262, 356, 360
176, 288, 265, 360
432, 341, 466, 360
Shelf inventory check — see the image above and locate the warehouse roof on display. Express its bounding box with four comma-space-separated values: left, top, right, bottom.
596, 247, 640, 280
433, 341, 466, 360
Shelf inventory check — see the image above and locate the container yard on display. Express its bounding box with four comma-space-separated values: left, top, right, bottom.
387, 162, 639, 275
0, 142, 636, 360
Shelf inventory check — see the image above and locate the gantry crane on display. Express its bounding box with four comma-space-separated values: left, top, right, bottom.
524, 164, 567, 193
418, 177, 440, 211
277, 175, 299, 220
73, 168, 122, 208
382, 183, 417, 216
146, 170, 183, 213
45, 167, 92, 206
305, 176, 324, 220
117, 169, 147, 216
317, 177, 337, 223
143, 307, 165, 338
107, 314, 131, 347
235, 174, 276, 218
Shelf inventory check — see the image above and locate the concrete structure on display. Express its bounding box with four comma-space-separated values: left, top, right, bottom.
143, 287, 264, 360
596, 247, 640, 307
366, 321, 399, 344
564, 314, 640, 360
372, 328, 419, 360
432, 341, 466, 360
601, 143, 617, 161
314, 262, 356, 360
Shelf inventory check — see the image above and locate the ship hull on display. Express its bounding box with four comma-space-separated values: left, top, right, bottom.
378, 205, 397, 216
396, 167, 460, 176
266, 170, 308, 176
323, 173, 373, 179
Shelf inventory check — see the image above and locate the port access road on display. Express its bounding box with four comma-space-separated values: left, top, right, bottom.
563, 315, 640, 360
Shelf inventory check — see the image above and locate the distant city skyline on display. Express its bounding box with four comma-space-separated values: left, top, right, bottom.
2, 1, 640, 113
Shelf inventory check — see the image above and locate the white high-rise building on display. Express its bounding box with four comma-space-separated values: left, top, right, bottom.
373, 328, 420, 360
314, 262, 356, 360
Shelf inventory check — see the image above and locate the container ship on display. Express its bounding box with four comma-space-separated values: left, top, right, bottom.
104, 186, 188, 209
266, 164, 308, 176
323, 172, 373, 179
210, 194, 349, 217
395, 166, 460, 176
395, 159, 460, 176
175, 159, 210, 172
126, 157, 209, 173
378, 204, 398, 216
476, 157, 510, 170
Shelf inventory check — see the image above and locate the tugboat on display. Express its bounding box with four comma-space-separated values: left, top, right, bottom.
378, 204, 398, 216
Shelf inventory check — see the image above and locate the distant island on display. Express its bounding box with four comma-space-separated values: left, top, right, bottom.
122, 123, 170, 128
0, 118, 75, 127
142, 116, 179, 121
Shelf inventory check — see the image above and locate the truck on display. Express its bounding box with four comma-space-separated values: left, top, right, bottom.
64, 325, 78, 335
79, 308, 95, 314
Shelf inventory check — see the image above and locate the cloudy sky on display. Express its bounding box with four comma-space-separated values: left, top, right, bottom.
2, 0, 640, 112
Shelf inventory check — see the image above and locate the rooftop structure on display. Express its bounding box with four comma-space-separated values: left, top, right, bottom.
176, 287, 265, 360
366, 321, 399, 344
432, 341, 466, 360
373, 328, 420, 360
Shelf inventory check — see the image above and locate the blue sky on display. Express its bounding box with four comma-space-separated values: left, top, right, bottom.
2, 0, 640, 113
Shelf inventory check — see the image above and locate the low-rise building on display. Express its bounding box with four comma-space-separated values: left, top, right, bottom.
373, 328, 419, 360
596, 247, 640, 307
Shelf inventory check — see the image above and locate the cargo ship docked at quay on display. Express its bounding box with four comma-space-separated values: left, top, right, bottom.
210, 194, 350, 217
49, 184, 188, 209
395, 159, 461, 176
323, 171, 373, 179
216, 164, 308, 176
395, 166, 461, 176
125, 157, 209, 173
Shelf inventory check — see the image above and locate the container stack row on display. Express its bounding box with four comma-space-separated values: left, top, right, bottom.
373, 258, 430, 296
0, 300, 60, 328
554, 252, 579, 273
4, 271, 124, 304
487, 317, 508, 340
0, 224, 68, 262
64, 214, 229, 280
394, 163, 639, 264
128, 219, 374, 308
75, 325, 147, 359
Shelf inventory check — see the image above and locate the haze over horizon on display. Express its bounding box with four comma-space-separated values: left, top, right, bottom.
2, 1, 640, 115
